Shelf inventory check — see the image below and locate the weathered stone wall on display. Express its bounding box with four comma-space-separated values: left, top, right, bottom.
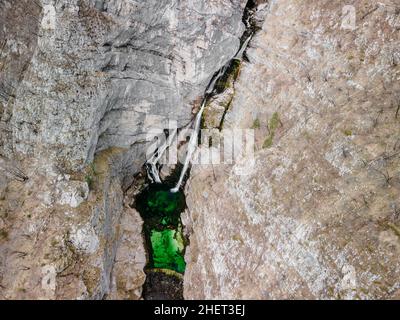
0, 0, 42, 157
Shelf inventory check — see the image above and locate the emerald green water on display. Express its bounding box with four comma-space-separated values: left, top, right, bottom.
150, 227, 186, 273
135, 184, 187, 274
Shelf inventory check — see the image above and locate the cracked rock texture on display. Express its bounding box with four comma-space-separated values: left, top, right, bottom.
184, 0, 400, 299
0, 0, 247, 299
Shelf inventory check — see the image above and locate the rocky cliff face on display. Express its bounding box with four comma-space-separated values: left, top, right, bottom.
184, 0, 400, 299
1, 0, 399, 300
10, 0, 246, 173
0, 0, 247, 299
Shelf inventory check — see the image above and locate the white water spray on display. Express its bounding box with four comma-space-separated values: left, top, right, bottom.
234, 33, 252, 60
170, 99, 206, 193
205, 65, 228, 95
147, 162, 162, 184
146, 127, 178, 183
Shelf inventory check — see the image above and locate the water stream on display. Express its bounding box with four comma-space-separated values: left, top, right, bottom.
170, 99, 206, 193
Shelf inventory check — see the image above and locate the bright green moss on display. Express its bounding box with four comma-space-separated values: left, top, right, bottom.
344, 129, 353, 136
262, 112, 281, 149
269, 112, 280, 131
251, 118, 261, 129
214, 59, 241, 94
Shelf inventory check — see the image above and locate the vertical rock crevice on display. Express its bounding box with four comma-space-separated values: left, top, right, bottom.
129, 0, 266, 300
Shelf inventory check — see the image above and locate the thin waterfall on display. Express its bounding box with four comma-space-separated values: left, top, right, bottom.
170, 33, 255, 192
170, 99, 206, 193
147, 128, 178, 183
205, 64, 228, 95
145, 62, 229, 187
234, 33, 252, 60
147, 162, 162, 184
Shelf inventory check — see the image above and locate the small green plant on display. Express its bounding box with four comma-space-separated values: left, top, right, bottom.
263, 136, 274, 149
344, 129, 353, 136
0, 229, 9, 240
303, 131, 312, 141
51, 238, 59, 247
251, 118, 261, 129
85, 162, 97, 190
262, 112, 281, 149
269, 112, 280, 131
85, 174, 94, 190
232, 234, 244, 244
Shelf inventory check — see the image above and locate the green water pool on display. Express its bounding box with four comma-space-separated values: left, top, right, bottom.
135, 184, 187, 274
150, 226, 186, 274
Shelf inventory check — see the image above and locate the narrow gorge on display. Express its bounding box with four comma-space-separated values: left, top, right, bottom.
132, 2, 258, 298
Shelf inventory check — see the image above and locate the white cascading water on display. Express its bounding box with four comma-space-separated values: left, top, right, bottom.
147, 163, 162, 184
146, 61, 228, 187
234, 33, 252, 60
170, 99, 206, 193
205, 64, 228, 95
146, 128, 178, 183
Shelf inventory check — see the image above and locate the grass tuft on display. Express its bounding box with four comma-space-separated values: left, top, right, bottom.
262, 112, 281, 149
